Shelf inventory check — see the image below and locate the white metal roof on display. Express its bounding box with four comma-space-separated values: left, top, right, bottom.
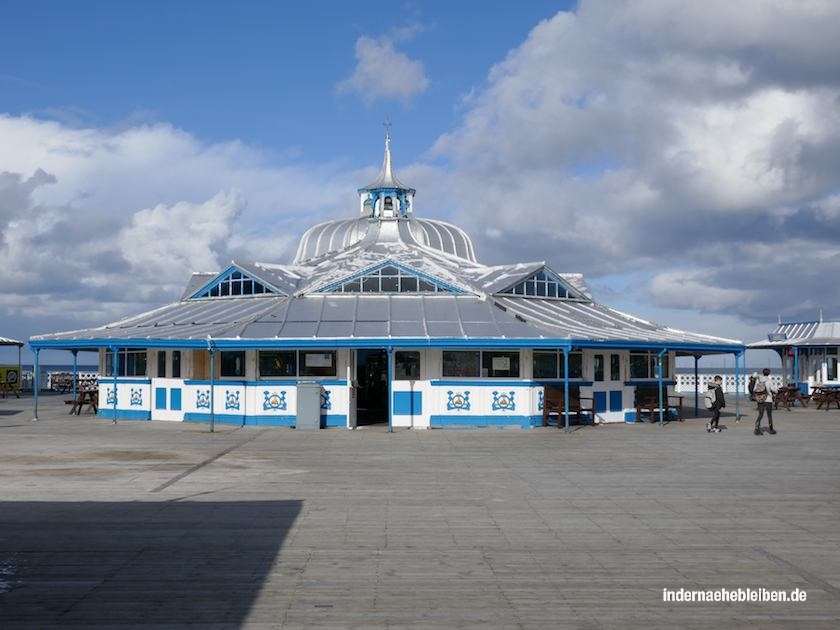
31, 132, 743, 353
748, 321, 840, 348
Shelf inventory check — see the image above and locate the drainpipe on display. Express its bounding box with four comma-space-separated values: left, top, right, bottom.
563, 345, 571, 433
208, 340, 216, 434
657, 348, 667, 428
387, 346, 393, 433
111, 346, 118, 425
32, 348, 40, 422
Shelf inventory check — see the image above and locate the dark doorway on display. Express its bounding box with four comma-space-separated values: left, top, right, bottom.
356, 349, 388, 425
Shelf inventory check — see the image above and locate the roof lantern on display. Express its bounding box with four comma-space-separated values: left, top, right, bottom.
358, 118, 416, 219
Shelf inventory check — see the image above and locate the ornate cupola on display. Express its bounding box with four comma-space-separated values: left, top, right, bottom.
357, 120, 416, 219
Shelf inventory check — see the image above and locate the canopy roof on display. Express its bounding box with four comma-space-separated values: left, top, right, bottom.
748, 320, 840, 349
31, 131, 743, 355
0, 336, 24, 347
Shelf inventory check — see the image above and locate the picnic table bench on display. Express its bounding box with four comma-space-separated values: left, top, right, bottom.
774, 386, 811, 410
812, 386, 840, 411
68, 386, 99, 415
0, 380, 20, 398
542, 385, 595, 426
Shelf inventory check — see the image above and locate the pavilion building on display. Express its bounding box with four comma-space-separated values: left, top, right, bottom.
749, 318, 840, 392
30, 129, 745, 429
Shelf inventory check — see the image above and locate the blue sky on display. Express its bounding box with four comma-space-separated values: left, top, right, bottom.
1, 1, 564, 164
2, 0, 840, 366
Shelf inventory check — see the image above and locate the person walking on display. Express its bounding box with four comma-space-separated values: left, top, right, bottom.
754, 367, 777, 435
706, 375, 726, 433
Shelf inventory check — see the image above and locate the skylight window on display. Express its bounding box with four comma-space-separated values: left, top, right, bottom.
324, 265, 457, 293
501, 271, 572, 299
194, 270, 276, 298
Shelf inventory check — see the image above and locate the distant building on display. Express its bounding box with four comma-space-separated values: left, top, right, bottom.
749, 319, 840, 391
31, 129, 744, 428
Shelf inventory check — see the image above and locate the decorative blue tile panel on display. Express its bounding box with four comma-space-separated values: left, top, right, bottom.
320, 390, 332, 410
224, 390, 240, 411
263, 390, 288, 411
196, 389, 211, 409
129, 387, 143, 407
491, 390, 516, 411
446, 390, 471, 411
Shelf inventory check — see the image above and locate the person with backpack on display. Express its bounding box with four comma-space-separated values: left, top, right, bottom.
705, 375, 726, 433
754, 367, 777, 435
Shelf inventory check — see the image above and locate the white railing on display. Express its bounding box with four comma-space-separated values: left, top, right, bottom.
675, 373, 784, 394
19, 370, 100, 391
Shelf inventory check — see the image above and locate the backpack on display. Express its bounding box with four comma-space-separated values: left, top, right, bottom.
704, 389, 716, 410
753, 378, 768, 403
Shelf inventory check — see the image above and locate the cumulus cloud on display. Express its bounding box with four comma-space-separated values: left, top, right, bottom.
337, 35, 430, 105
431, 0, 840, 325
0, 115, 357, 341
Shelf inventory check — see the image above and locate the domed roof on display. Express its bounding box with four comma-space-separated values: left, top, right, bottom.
293, 216, 477, 263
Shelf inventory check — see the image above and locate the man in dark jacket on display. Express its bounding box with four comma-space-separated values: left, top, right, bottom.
706, 375, 726, 433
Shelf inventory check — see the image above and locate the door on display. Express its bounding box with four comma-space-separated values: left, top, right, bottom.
593, 353, 623, 413
355, 349, 389, 425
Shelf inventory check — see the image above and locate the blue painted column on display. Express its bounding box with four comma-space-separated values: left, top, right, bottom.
657, 349, 667, 427
387, 346, 393, 433
735, 350, 743, 422
72, 350, 78, 400
563, 345, 571, 433
693, 354, 700, 417
111, 346, 118, 425
209, 346, 216, 433
32, 348, 40, 422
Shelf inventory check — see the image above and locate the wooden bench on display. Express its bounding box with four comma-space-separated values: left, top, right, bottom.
542, 385, 595, 427
635, 385, 683, 422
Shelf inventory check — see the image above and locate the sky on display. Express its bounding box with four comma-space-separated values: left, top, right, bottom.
2, 0, 840, 366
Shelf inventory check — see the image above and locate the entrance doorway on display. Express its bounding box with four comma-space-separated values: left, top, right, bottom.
356, 349, 388, 425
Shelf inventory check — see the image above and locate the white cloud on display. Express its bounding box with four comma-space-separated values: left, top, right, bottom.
0, 115, 358, 341
429, 0, 840, 327
336, 35, 429, 105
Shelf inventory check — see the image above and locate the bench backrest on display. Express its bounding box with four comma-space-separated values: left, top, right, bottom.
634, 385, 669, 404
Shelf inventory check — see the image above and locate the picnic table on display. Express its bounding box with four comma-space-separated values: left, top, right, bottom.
812, 386, 840, 411
68, 381, 99, 415
774, 386, 810, 410
0, 379, 20, 398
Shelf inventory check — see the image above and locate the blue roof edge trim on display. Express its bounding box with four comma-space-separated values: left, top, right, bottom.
314, 258, 471, 295
29, 337, 745, 352
188, 263, 285, 300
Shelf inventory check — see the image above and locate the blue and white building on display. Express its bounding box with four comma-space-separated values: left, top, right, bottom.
749, 318, 840, 392
30, 129, 745, 429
